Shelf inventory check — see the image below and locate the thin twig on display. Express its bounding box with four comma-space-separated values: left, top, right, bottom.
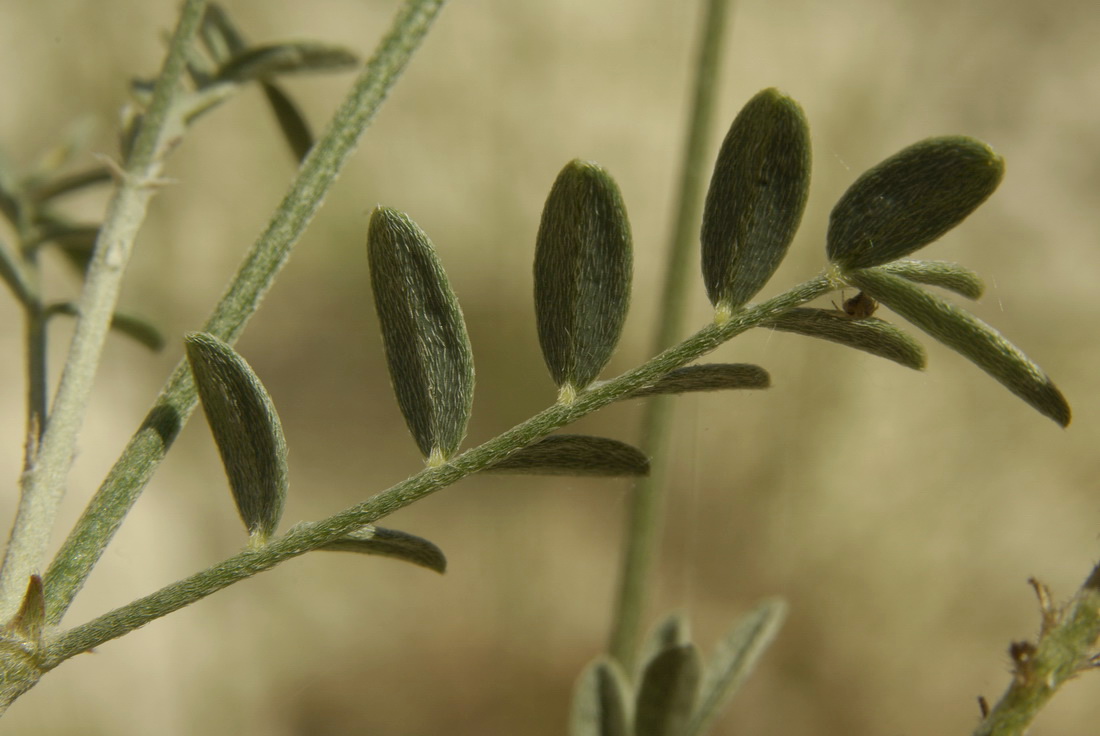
0, 0, 208, 620
43, 0, 450, 626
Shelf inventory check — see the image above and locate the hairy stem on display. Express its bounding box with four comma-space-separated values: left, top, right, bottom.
42, 276, 831, 667
609, 0, 734, 671
0, 0, 208, 619
972, 564, 1100, 736
42, 0, 449, 626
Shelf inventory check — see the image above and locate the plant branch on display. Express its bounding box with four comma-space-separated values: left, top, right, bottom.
609, 0, 734, 671
42, 0, 449, 626
972, 563, 1100, 736
0, 0, 208, 620
41, 275, 831, 666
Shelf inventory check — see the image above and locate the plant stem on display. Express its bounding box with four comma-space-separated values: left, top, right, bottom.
41, 275, 831, 667
609, 0, 734, 671
42, 0, 449, 626
0, 0, 208, 620
972, 564, 1100, 736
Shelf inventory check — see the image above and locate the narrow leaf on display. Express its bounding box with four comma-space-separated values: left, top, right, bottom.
765, 307, 926, 370
685, 598, 788, 736
261, 82, 314, 163
27, 167, 113, 204
827, 137, 1004, 270
216, 42, 360, 83
570, 657, 632, 736
32, 222, 98, 275
534, 160, 632, 395
368, 206, 475, 462
185, 332, 289, 540
637, 613, 693, 680
486, 435, 649, 477
701, 88, 811, 311
4, 575, 45, 646
848, 268, 1070, 425
878, 259, 984, 299
200, 3, 247, 63
46, 302, 165, 352
320, 525, 446, 574
628, 364, 769, 398
635, 644, 702, 736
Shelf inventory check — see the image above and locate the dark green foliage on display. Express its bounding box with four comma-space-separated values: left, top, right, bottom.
260, 82, 314, 162
368, 206, 475, 461
765, 307, 925, 369
487, 435, 649, 477
878, 259, 984, 300
215, 42, 360, 83
848, 268, 1070, 426
320, 526, 446, 574
570, 658, 633, 736
535, 160, 633, 393
627, 364, 770, 398
635, 644, 702, 736
701, 88, 810, 310
46, 302, 165, 352
185, 332, 288, 540
827, 137, 1004, 270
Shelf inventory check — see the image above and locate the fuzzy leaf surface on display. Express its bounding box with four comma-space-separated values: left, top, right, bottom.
368, 206, 475, 460
535, 160, 632, 392
570, 658, 632, 736
827, 137, 1003, 270
637, 612, 693, 680
261, 82, 314, 162
765, 308, 925, 369
216, 41, 359, 82
848, 268, 1070, 425
636, 644, 702, 736
686, 598, 787, 736
877, 259, 984, 299
628, 363, 769, 398
486, 435, 649, 477
320, 525, 446, 574
701, 88, 810, 310
185, 332, 288, 540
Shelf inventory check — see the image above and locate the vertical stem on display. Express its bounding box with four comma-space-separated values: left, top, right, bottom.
609, 0, 734, 670
0, 0, 209, 619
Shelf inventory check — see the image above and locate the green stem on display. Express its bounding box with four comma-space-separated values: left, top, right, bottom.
972, 563, 1100, 736
41, 275, 831, 667
42, 0, 449, 626
0, 0, 208, 619
609, 0, 734, 671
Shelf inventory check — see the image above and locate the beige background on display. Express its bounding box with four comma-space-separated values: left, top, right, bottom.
1, 0, 1099, 734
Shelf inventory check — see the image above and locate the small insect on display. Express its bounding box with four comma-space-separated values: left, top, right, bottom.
833, 291, 878, 319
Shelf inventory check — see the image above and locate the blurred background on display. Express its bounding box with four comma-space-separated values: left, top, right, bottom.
1, 0, 1098, 733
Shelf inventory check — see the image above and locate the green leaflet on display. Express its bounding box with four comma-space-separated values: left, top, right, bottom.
261, 82, 314, 163
570, 658, 633, 736
627, 364, 770, 398
46, 302, 165, 352
368, 206, 475, 462
877, 259, 984, 300
185, 332, 288, 542
848, 268, 1070, 426
635, 644, 702, 736
216, 41, 360, 83
685, 598, 788, 736
765, 307, 925, 370
320, 526, 446, 574
827, 137, 1004, 270
486, 435, 649, 477
636, 613, 693, 680
701, 88, 811, 312
534, 160, 633, 396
